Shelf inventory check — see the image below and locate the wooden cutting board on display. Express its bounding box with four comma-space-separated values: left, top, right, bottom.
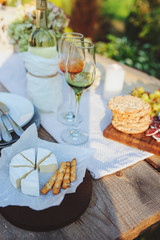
103, 123, 160, 156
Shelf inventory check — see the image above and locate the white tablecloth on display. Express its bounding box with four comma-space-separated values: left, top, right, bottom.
0, 52, 153, 179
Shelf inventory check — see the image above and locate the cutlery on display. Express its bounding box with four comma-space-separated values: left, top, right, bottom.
0, 110, 12, 142
0, 102, 24, 136
0, 130, 2, 141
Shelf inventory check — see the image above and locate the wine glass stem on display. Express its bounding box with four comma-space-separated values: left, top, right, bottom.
72, 92, 82, 136
68, 86, 73, 116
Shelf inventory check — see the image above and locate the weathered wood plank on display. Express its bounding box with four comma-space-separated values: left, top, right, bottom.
146, 155, 160, 171
61, 200, 120, 240
38, 125, 57, 143
97, 161, 160, 240
0, 195, 121, 240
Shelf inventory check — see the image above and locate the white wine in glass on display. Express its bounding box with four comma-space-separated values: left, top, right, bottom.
61, 41, 96, 145
58, 32, 84, 125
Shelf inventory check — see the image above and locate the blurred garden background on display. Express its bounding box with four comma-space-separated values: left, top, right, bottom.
1, 0, 160, 79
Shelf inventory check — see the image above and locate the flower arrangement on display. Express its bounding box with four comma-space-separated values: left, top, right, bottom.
7, 2, 69, 52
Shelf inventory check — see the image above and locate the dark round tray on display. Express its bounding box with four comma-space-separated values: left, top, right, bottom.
0, 170, 92, 232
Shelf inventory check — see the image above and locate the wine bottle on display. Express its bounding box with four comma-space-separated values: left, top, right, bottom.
28, 0, 56, 58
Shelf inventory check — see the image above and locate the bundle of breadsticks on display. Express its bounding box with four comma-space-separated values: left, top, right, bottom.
41, 158, 76, 195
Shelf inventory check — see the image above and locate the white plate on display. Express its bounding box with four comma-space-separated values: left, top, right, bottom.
0, 93, 34, 132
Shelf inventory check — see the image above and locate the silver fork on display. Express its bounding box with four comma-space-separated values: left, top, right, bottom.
0, 110, 12, 142
0, 102, 24, 136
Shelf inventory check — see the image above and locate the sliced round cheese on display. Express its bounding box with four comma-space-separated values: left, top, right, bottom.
10, 166, 33, 189
21, 170, 39, 197
39, 153, 58, 173
9, 147, 58, 196
37, 148, 52, 169
20, 148, 35, 166
10, 153, 34, 168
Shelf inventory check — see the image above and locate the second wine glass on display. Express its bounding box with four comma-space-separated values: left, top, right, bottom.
58, 32, 84, 125
61, 41, 96, 145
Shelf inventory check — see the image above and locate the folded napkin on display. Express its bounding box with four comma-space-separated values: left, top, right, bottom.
20, 52, 62, 113
0, 53, 153, 179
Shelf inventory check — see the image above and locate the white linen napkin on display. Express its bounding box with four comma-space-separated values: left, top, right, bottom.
20, 52, 63, 113
0, 53, 153, 179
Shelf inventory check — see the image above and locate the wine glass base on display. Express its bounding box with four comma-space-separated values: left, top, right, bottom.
58, 112, 83, 126
61, 129, 88, 145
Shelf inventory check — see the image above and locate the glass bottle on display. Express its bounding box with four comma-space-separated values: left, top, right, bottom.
28, 0, 56, 58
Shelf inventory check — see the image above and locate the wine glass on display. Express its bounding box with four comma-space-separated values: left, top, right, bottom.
58, 32, 84, 125
61, 41, 96, 145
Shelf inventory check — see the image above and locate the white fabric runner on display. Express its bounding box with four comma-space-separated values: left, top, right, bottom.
0, 53, 153, 179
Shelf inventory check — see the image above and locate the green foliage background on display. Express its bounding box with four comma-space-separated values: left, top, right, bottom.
101, 0, 134, 19
96, 0, 160, 79
6, 0, 160, 79
49, 0, 74, 16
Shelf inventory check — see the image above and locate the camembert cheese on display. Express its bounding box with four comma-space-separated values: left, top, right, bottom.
9, 147, 58, 196
10, 153, 34, 168
21, 170, 39, 197
20, 148, 35, 166
37, 148, 52, 169
10, 166, 33, 189
39, 153, 58, 173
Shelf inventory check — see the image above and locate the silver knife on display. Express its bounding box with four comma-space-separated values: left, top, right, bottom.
0, 130, 2, 141
0, 102, 24, 136
0, 110, 12, 142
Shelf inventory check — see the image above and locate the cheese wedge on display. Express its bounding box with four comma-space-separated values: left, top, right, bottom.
10, 153, 34, 168
21, 170, 39, 197
20, 148, 35, 166
37, 148, 52, 169
10, 166, 33, 189
9, 148, 58, 196
39, 153, 58, 173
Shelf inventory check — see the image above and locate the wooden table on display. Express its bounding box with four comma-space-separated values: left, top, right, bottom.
0, 54, 160, 240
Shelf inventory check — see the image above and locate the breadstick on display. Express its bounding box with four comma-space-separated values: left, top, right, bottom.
66, 161, 71, 167
70, 158, 76, 182
41, 170, 58, 195
62, 161, 71, 189
53, 162, 66, 195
